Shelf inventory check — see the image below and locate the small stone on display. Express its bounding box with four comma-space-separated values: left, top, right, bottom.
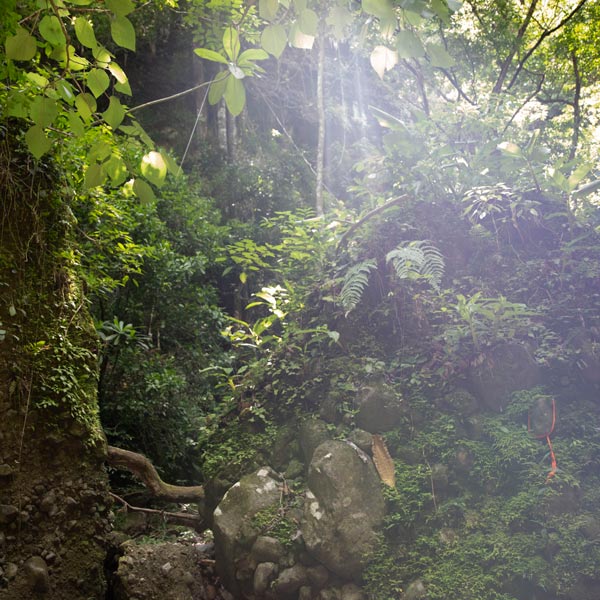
254, 562, 279, 595
306, 565, 329, 589
5, 563, 18, 580
24, 556, 50, 592
161, 562, 173, 575
251, 536, 286, 563
40, 492, 57, 514
340, 583, 365, 599
0, 505, 19, 524
0, 464, 14, 477
299, 586, 313, 600
272, 564, 310, 596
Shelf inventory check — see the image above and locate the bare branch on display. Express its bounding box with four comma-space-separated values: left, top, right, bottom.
107, 446, 205, 503
128, 81, 212, 114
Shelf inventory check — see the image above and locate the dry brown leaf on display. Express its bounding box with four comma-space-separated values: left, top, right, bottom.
372, 434, 396, 489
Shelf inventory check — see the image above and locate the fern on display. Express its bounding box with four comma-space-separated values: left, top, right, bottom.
339, 258, 377, 315
385, 240, 444, 291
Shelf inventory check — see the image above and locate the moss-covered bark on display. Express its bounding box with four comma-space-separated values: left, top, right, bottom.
0, 129, 111, 598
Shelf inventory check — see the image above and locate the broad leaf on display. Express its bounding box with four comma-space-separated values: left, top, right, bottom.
87, 68, 110, 97
238, 48, 270, 64
5, 28, 37, 61
370, 45, 398, 79
426, 42, 455, 67
289, 22, 314, 49
39, 15, 66, 46
25, 125, 52, 159
74, 17, 97, 48
106, 0, 135, 16
88, 140, 112, 162
108, 62, 128, 84
223, 27, 240, 62
75, 92, 96, 121
56, 80, 75, 104
141, 151, 167, 187
194, 48, 228, 64
567, 162, 593, 190
67, 111, 86, 137
208, 72, 229, 104
261, 24, 287, 58
228, 63, 246, 79
102, 96, 126, 128
111, 16, 136, 51
259, 0, 279, 21
103, 154, 128, 186
29, 97, 59, 127
362, 0, 393, 19
93, 45, 113, 68
430, 0, 450, 23
498, 141, 523, 158
396, 30, 425, 58
84, 163, 105, 188
133, 178, 156, 204
298, 9, 318, 36
223, 75, 246, 116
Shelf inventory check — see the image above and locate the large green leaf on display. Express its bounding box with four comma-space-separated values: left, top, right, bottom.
208, 72, 229, 104
75, 92, 96, 121
223, 75, 246, 116
84, 163, 106, 188
5, 28, 37, 61
29, 97, 59, 127
39, 15, 66, 46
259, 0, 279, 21
88, 140, 112, 162
223, 27, 240, 62
67, 111, 86, 138
362, 0, 393, 19
74, 17, 97, 49
87, 68, 110, 98
261, 24, 287, 58
289, 22, 314, 49
298, 9, 318, 36
106, 0, 135, 16
111, 16, 136, 51
25, 125, 52, 159
141, 151, 167, 187
133, 178, 156, 204
238, 48, 269, 68
102, 96, 126, 128
426, 42, 455, 67
56, 79, 75, 104
103, 154, 128, 186
370, 45, 398, 79
396, 30, 425, 58
194, 48, 228, 64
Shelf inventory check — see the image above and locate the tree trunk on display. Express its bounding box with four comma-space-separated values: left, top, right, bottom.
315, 36, 326, 217
0, 130, 111, 599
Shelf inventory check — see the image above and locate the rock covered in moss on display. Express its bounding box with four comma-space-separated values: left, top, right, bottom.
354, 382, 405, 432
301, 440, 385, 579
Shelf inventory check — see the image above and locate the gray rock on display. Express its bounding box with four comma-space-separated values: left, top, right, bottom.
213, 467, 282, 595
253, 562, 278, 595
5, 562, 18, 580
404, 579, 427, 599
341, 583, 366, 600
302, 440, 385, 580
0, 504, 18, 524
299, 586, 314, 600
272, 564, 310, 597
347, 429, 373, 453
299, 419, 331, 464
24, 556, 50, 593
319, 588, 341, 600
443, 388, 479, 415
251, 536, 286, 564
0, 464, 14, 477
355, 383, 405, 432
468, 343, 541, 411
284, 459, 304, 479
306, 564, 329, 589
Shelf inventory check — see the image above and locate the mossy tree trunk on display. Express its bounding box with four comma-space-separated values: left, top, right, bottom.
0, 130, 111, 598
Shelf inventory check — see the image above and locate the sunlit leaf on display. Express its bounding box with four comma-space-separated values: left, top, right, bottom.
194, 48, 228, 64
498, 141, 523, 158
67, 111, 85, 137
103, 154, 128, 186
102, 96, 126, 128
107, 62, 127, 84
298, 9, 318, 36
567, 162, 593, 190
25, 125, 52, 159
396, 30, 425, 58
426, 42, 455, 67
430, 0, 450, 23
106, 0, 135, 16
111, 15, 136, 51
261, 24, 287, 57
5, 28, 37, 61
56, 80, 75, 104
93, 45, 113, 67
289, 22, 314, 49
223, 27, 240, 62
74, 17, 97, 48
326, 6, 353, 40
75, 92, 96, 121
84, 163, 105, 188
208, 71, 229, 104
259, 0, 279, 21
39, 15, 66, 46
362, 0, 393, 19
88, 140, 112, 162
29, 97, 59, 127
228, 63, 246, 79
133, 178, 156, 204
141, 151, 167, 187
87, 68, 110, 97
238, 48, 269, 64
370, 45, 398, 79
223, 75, 246, 116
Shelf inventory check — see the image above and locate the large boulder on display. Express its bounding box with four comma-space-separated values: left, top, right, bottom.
468, 342, 541, 411
301, 440, 385, 580
354, 382, 405, 432
213, 467, 284, 596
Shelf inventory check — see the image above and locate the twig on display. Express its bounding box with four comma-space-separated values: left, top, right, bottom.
127, 81, 213, 114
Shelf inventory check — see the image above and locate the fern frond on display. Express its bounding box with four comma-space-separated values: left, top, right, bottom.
340, 258, 377, 315
386, 240, 444, 291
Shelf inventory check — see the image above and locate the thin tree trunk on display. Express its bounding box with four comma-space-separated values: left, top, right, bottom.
569, 52, 581, 161
315, 36, 325, 217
